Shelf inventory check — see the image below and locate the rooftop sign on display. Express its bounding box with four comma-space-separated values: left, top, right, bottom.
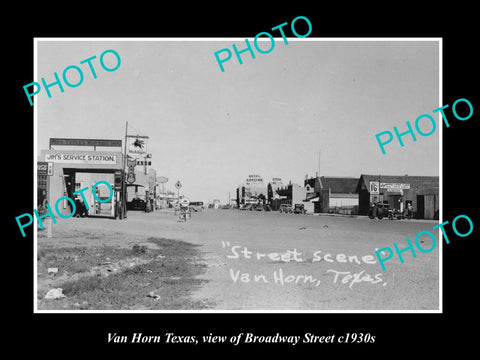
50, 138, 122, 148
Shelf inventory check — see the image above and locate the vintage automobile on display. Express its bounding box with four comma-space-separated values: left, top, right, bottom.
293, 204, 307, 214
240, 204, 253, 211
189, 201, 204, 212
127, 198, 146, 211
279, 204, 293, 213
368, 202, 389, 220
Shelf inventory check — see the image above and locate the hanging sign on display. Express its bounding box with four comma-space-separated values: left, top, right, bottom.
126, 157, 136, 184
37, 162, 53, 176
126, 135, 148, 156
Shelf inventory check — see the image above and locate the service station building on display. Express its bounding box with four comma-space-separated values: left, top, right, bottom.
38, 138, 124, 219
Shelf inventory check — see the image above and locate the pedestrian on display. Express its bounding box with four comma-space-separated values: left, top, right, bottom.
406, 202, 413, 219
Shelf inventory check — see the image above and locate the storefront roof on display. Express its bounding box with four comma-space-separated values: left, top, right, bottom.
320, 177, 358, 194
304, 176, 358, 194
357, 174, 439, 194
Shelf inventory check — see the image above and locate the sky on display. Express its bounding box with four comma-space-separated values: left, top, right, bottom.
36, 39, 440, 204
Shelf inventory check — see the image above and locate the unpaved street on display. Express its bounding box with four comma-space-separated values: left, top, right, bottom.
37, 209, 439, 311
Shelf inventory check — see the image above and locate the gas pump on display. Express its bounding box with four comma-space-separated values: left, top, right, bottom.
91, 182, 116, 217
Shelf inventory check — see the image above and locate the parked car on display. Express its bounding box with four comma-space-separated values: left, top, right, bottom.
368, 202, 389, 220
279, 204, 293, 213
190, 201, 204, 212
127, 198, 146, 211
293, 204, 306, 214
253, 204, 264, 211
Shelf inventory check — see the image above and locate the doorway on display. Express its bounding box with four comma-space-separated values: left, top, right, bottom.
417, 195, 425, 219
70, 169, 116, 218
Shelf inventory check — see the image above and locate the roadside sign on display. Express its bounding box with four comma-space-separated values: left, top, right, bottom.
157, 176, 168, 184
38, 162, 53, 176
126, 157, 136, 184
126, 173, 136, 184
369, 181, 379, 194
175, 181, 182, 189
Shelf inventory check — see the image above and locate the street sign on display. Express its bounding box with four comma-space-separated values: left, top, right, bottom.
175, 181, 182, 189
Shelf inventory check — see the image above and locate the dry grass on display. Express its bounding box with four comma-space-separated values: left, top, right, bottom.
37, 237, 215, 310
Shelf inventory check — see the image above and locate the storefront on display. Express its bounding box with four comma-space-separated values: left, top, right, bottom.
39, 138, 124, 219
356, 174, 439, 219
275, 182, 309, 211
237, 174, 268, 206
303, 175, 359, 214
125, 167, 157, 212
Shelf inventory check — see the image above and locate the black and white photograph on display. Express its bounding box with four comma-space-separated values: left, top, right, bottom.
8, 6, 478, 355
33, 38, 441, 312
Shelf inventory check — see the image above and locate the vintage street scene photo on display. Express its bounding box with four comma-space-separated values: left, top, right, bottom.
33, 39, 440, 311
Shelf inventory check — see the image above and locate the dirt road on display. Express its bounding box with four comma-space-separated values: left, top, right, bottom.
37, 209, 439, 311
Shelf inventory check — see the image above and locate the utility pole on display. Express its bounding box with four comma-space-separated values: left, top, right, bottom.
379, 173, 382, 203
121, 121, 128, 219
318, 149, 321, 178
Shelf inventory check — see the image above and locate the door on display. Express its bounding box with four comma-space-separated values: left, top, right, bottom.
417, 195, 425, 219
424, 195, 435, 220
390, 195, 401, 210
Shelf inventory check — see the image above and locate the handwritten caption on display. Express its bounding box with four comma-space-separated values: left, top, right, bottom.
221, 241, 387, 289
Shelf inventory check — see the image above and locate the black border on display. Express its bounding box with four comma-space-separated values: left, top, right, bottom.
8, 5, 478, 355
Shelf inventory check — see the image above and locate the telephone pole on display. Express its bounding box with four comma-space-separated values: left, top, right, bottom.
120, 121, 128, 219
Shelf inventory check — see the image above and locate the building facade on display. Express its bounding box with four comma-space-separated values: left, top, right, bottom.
304, 175, 359, 214
275, 182, 309, 212
356, 174, 439, 219
40, 148, 123, 218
